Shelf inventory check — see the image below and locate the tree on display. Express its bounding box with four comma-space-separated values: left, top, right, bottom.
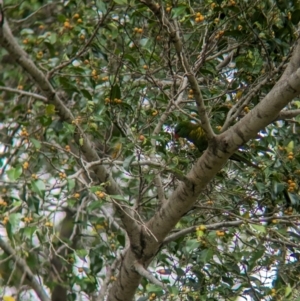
1, 0, 300, 300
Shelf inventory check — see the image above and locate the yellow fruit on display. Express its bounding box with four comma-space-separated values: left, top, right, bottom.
199, 225, 206, 231
36, 51, 43, 59
64, 21, 71, 29
152, 109, 158, 116
3, 296, 16, 301
195, 14, 205, 23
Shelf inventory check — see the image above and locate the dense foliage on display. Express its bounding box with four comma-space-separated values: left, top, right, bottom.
1, 0, 300, 300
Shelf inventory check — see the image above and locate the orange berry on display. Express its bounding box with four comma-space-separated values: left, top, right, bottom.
64, 21, 71, 29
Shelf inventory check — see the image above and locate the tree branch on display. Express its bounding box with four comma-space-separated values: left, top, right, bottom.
277, 109, 300, 120
0, 238, 51, 301
0, 16, 141, 248
133, 261, 166, 289
0, 86, 47, 101
140, 0, 214, 140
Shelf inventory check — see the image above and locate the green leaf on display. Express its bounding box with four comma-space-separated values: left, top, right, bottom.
251, 224, 266, 233
199, 249, 214, 263
113, 0, 127, 4
7, 213, 23, 240
39, 115, 52, 126
63, 122, 75, 135
81, 89, 92, 100
67, 178, 76, 192
146, 284, 163, 293
7, 166, 22, 181
286, 140, 294, 152
171, 6, 187, 18
31, 179, 45, 198
45, 104, 56, 115
285, 284, 292, 297
6, 221, 13, 241
123, 155, 135, 171
110, 84, 121, 100
273, 182, 285, 194
27, 196, 40, 213
30, 138, 41, 150
110, 194, 127, 201
117, 234, 125, 247
185, 239, 200, 253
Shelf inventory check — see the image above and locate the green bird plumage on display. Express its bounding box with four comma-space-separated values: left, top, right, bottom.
174, 121, 258, 168
174, 121, 208, 152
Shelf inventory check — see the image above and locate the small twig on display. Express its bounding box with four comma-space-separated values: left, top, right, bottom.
11, 3, 55, 24
0, 86, 47, 101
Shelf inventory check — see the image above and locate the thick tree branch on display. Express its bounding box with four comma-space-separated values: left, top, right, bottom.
133, 262, 166, 289
108, 27, 300, 301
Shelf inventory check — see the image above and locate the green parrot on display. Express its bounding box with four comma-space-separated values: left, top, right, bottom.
174, 121, 258, 168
